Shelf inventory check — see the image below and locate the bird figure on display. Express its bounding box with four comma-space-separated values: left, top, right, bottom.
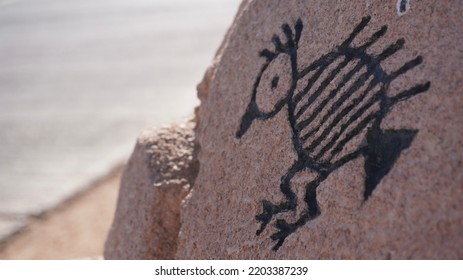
236, 16, 430, 251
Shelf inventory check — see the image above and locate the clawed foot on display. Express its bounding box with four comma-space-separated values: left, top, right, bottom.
256, 207, 298, 251
255, 171, 321, 250
255, 199, 297, 236
264, 210, 319, 251
270, 219, 298, 251
255, 200, 279, 235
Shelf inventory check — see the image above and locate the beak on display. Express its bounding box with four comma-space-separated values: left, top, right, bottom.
236, 103, 260, 138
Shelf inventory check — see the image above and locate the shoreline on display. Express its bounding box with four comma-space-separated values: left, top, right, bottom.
0, 164, 124, 260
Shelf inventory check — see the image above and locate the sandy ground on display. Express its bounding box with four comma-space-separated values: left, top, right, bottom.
0, 166, 123, 260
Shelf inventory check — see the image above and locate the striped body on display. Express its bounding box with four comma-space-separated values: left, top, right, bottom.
236, 16, 430, 251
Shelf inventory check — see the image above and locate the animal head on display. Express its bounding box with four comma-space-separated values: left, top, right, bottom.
236, 19, 303, 138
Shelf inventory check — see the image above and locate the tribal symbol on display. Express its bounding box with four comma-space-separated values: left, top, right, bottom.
236, 16, 430, 251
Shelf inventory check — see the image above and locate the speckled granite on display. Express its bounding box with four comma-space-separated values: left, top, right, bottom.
176, 0, 463, 259
105, 122, 197, 259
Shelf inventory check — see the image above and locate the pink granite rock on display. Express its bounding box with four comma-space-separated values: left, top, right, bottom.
103, 1, 251, 259
104, 122, 197, 259
176, 0, 463, 259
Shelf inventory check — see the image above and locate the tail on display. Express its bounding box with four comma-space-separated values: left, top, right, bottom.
363, 127, 417, 200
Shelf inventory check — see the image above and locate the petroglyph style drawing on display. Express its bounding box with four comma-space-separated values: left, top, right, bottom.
236, 16, 430, 251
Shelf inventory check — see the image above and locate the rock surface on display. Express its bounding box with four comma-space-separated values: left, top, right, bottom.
105, 122, 197, 259
176, 0, 463, 259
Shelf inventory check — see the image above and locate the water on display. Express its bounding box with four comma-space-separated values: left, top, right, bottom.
0, 0, 240, 236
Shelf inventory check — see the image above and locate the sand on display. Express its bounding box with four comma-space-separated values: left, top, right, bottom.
0, 166, 122, 260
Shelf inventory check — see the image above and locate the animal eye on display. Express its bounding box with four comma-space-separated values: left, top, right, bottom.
271, 76, 279, 89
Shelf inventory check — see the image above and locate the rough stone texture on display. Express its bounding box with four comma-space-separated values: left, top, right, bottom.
104, 122, 197, 259
176, 0, 463, 259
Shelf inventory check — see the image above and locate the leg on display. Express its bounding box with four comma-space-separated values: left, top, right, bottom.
268, 148, 362, 251
255, 159, 304, 235
270, 175, 325, 251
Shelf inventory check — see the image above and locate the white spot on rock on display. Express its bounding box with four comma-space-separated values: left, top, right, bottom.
397, 0, 410, 16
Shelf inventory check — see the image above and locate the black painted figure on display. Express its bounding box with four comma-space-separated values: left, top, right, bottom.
236, 16, 430, 251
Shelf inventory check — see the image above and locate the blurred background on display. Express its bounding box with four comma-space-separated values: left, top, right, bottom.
0, 0, 240, 259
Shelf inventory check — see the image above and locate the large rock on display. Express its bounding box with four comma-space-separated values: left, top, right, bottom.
176, 0, 463, 259
105, 122, 197, 259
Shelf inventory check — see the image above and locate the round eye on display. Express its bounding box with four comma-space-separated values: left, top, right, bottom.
255, 53, 291, 114
271, 76, 279, 90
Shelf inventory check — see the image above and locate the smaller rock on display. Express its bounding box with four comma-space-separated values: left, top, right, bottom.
104, 122, 197, 259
